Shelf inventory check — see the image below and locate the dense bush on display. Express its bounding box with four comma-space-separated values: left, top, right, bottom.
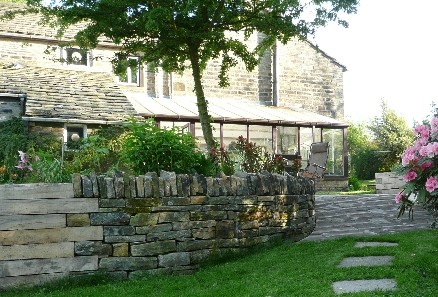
120, 118, 203, 175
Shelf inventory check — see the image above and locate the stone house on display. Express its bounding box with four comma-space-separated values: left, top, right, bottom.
0, 2, 349, 189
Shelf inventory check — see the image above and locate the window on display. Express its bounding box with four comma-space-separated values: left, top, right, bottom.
64, 124, 87, 150
61, 48, 92, 66
118, 57, 140, 86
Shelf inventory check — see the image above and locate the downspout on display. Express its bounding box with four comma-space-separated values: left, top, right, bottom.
272, 41, 279, 107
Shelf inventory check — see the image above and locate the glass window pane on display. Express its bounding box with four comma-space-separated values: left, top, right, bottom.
222, 124, 247, 151
195, 123, 220, 152
249, 125, 273, 154
323, 128, 344, 176
277, 126, 298, 154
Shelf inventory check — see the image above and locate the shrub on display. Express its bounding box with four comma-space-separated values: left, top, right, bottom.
121, 118, 199, 175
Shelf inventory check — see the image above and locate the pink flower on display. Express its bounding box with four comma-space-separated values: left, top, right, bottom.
395, 193, 404, 203
403, 170, 417, 182
431, 117, 438, 134
401, 151, 418, 166
414, 124, 430, 139
421, 160, 434, 170
425, 176, 438, 193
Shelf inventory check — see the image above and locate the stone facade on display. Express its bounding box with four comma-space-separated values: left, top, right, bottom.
0, 171, 316, 291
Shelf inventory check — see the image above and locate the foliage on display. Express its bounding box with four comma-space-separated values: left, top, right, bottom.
120, 118, 199, 175
209, 147, 235, 177
395, 115, 438, 225
0, 117, 27, 178
263, 153, 286, 174
346, 122, 378, 179
17, 0, 358, 151
64, 125, 127, 175
368, 100, 414, 172
235, 136, 264, 173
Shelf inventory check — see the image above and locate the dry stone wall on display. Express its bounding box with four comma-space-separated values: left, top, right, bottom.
0, 171, 316, 291
375, 172, 404, 194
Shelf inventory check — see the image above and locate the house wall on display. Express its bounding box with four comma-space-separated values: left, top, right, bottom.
375, 172, 404, 194
276, 40, 345, 118
0, 33, 345, 120
0, 172, 316, 291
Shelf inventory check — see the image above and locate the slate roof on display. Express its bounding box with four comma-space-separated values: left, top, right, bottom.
0, 2, 111, 45
0, 61, 137, 123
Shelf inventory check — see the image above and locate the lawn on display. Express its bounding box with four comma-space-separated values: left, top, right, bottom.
4, 229, 438, 297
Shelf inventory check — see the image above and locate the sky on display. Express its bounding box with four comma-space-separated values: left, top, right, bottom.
311, 0, 438, 126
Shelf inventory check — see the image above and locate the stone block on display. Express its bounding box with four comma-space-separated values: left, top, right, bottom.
0, 226, 103, 245
158, 252, 190, 268
89, 172, 100, 197
216, 221, 236, 239
0, 256, 98, 277
75, 241, 112, 256
90, 212, 130, 226
114, 176, 125, 198
147, 230, 191, 242
192, 228, 215, 240
162, 197, 190, 206
82, 175, 94, 198
67, 214, 90, 227
177, 239, 215, 252
0, 198, 99, 215
136, 176, 145, 197
176, 174, 191, 197
136, 223, 173, 235
72, 174, 83, 197
97, 175, 107, 198
145, 172, 160, 198
131, 240, 176, 256
99, 257, 157, 271
0, 272, 67, 291
0, 183, 74, 199
158, 211, 190, 223
160, 170, 178, 196
104, 235, 145, 243
0, 242, 74, 261
130, 213, 159, 226
0, 214, 66, 231
99, 199, 126, 208
105, 177, 116, 199
190, 196, 207, 204
112, 243, 129, 257
103, 226, 136, 236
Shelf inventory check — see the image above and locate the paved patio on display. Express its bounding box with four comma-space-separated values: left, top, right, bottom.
304, 194, 434, 241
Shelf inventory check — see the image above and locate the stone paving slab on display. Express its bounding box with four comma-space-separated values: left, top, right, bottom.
338, 256, 394, 268
332, 279, 397, 294
355, 241, 399, 248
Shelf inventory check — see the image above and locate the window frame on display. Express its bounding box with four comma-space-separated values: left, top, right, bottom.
117, 57, 141, 86
60, 47, 92, 67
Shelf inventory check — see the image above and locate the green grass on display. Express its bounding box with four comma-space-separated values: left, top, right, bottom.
3, 230, 438, 297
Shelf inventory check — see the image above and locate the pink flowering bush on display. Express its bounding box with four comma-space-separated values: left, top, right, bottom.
396, 116, 438, 223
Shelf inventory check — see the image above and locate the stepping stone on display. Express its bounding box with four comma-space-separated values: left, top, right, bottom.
355, 241, 399, 248
338, 256, 394, 267
332, 279, 397, 294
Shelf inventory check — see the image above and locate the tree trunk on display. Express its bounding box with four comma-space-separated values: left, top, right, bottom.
188, 45, 216, 152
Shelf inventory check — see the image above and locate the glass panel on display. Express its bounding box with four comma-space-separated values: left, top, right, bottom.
195, 123, 220, 153
323, 128, 344, 176
222, 124, 247, 151
277, 126, 298, 154
249, 125, 273, 154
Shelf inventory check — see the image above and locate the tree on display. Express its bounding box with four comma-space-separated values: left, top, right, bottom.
347, 122, 379, 179
368, 99, 414, 172
9, 0, 358, 151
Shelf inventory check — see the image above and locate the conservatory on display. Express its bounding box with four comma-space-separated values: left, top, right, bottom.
127, 94, 349, 185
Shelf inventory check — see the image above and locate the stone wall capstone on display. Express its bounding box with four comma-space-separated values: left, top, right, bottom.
0, 171, 316, 291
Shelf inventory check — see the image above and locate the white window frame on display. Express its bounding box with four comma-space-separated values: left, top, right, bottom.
117, 57, 140, 86
64, 124, 87, 150
61, 47, 92, 67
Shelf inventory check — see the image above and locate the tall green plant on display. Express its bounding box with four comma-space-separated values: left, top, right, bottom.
368, 100, 414, 172
121, 118, 199, 175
